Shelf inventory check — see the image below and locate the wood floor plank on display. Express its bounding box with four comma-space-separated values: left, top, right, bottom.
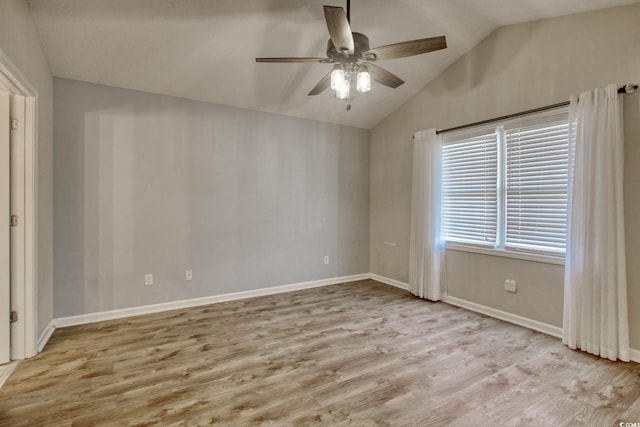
1, 279, 638, 426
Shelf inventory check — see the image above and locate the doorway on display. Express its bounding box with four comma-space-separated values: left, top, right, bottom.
0, 91, 9, 364
0, 49, 38, 362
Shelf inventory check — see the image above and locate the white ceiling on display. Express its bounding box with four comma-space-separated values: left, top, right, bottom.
28, 0, 639, 129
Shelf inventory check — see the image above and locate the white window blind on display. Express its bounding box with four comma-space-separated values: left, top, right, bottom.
442, 132, 498, 246
505, 120, 569, 254
441, 108, 569, 258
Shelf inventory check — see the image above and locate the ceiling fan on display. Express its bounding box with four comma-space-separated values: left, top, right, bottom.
255, 0, 447, 109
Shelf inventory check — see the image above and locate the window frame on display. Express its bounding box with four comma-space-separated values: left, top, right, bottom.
440, 107, 569, 265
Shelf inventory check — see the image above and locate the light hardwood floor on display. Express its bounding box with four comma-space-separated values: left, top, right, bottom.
0, 280, 639, 426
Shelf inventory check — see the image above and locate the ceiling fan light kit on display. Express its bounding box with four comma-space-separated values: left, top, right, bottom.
331, 62, 370, 99
356, 64, 371, 93
255, 1, 447, 109
330, 65, 342, 91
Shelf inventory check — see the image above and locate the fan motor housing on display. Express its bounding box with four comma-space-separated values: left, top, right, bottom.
327, 32, 370, 62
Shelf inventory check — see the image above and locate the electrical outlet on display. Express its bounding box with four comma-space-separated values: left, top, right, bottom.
186, 270, 192, 281
504, 279, 517, 293
145, 274, 153, 286
324, 255, 330, 265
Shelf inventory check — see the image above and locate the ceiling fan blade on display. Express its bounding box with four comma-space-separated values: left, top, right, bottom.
364, 36, 447, 60
323, 6, 354, 56
364, 63, 404, 89
256, 57, 330, 63
308, 72, 332, 96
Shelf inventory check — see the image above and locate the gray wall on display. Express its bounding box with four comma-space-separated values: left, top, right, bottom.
0, 0, 54, 338
370, 4, 640, 347
54, 78, 369, 318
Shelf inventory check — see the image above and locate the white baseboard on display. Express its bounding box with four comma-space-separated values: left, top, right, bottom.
368, 274, 640, 363
367, 274, 562, 338
369, 273, 409, 291
37, 272, 640, 364
52, 273, 370, 330
37, 320, 56, 353
368, 274, 565, 338
441, 294, 563, 339
0, 361, 19, 390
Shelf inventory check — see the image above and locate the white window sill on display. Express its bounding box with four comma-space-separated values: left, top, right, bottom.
445, 243, 565, 266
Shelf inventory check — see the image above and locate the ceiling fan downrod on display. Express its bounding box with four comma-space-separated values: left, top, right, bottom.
346, 0, 350, 23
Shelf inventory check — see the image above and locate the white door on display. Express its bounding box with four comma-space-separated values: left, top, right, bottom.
0, 91, 10, 364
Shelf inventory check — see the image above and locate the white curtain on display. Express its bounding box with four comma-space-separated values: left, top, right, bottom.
409, 129, 444, 301
563, 84, 630, 362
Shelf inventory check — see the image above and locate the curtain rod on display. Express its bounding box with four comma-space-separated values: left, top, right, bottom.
434, 101, 569, 135
419, 83, 639, 137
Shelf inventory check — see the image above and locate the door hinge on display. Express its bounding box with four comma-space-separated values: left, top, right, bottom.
10, 311, 17, 324
10, 117, 18, 131
10, 215, 18, 227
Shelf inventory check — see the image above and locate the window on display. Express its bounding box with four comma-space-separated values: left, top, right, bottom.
441, 109, 569, 258
441, 132, 498, 246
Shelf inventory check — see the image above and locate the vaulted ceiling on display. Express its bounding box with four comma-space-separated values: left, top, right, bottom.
28, 0, 639, 129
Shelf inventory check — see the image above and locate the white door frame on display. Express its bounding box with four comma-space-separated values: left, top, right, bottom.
0, 91, 10, 364
0, 48, 38, 359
